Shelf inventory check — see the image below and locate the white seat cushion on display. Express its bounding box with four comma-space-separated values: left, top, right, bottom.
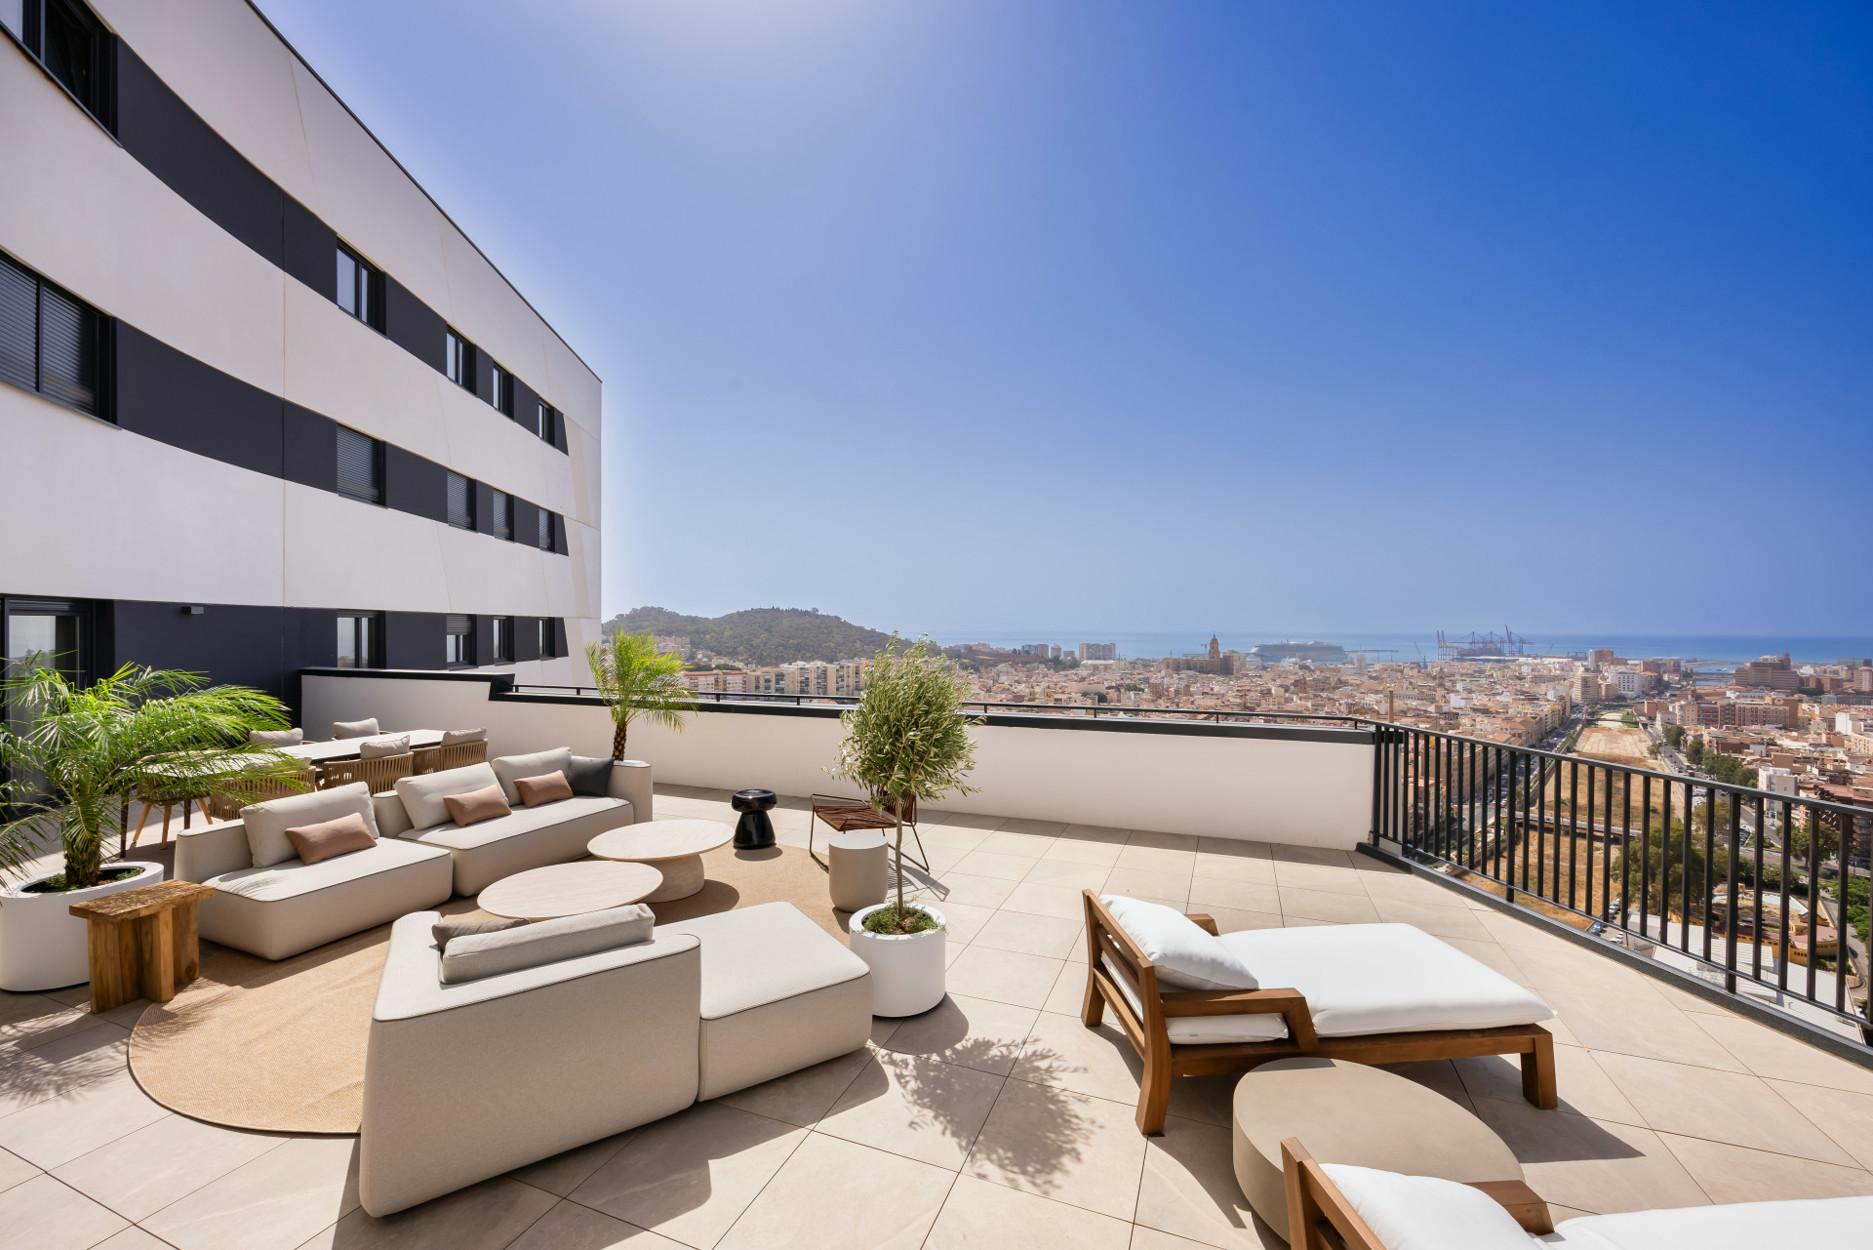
1544, 1197, 1873, 1249
1323, 1165, 1538, 1250
1102, 955, 1288, 1044
395, 762, 501, 830
209, 837, 449, 903
1222, 923, 1553, 1038
404, 795, 627, 851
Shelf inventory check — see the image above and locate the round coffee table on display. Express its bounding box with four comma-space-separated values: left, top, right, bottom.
587, 819, 734, 902
1231, 1058, 1534, 1242
477, 861, 664, 921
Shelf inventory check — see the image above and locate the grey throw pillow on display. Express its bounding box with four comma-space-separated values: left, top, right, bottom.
431, 915, 527, 952
566, 755, 612, 797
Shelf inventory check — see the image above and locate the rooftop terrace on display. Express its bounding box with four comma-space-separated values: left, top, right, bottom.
4, 778, 1872, 1250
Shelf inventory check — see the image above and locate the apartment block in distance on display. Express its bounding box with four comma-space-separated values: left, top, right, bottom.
0, 0, 601, 704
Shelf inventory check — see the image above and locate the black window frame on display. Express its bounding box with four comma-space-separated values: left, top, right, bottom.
443, 327, 475, 390
537, 401, 558, 444
444, 614, 475, 668
536, 618, 552, 658
536, 510, 556, 552
491, 490, 512, 541
334, 424, 385, 505
333, 241, 384, 332
8, 0, 115, 129
489, 361, 512, 416
490, 616, 513, 663
0, 250, 112, 422
445, 471, 476, 530
334, 611, 382, 670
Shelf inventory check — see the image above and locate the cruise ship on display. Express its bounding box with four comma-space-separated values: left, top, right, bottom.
1249, 640, 1348, 664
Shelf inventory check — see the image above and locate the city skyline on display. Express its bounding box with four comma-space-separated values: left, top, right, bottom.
259, 0, 1873, 631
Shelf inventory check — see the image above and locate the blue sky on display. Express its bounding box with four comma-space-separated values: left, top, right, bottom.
259, 0, 1872, 636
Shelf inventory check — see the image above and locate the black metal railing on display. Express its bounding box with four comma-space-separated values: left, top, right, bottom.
1373, 724, 1872, 1039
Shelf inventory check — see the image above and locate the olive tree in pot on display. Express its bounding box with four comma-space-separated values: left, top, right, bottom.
833, 639, 980, 1016
0, 661, 306, 991
586, 632, 694, 823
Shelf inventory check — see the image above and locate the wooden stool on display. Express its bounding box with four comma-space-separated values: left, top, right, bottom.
68, 880, 217, 1013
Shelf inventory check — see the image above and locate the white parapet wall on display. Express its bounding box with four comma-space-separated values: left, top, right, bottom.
302, 672, 1375, 849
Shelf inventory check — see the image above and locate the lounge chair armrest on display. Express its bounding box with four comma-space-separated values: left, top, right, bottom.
1162, 986, 1317, 1046
1185, 912, 1220, 935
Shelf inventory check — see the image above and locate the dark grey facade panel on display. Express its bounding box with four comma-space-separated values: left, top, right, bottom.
282, 402, 337, 492
104, 599, 295, 700
384, 444, 446, 522
113, 44, 284, 267
472, 481, 497, 536
472, 348, 493, 405
511, 499, 539, 552
383, 274, 445, 367
281, 196, 338, 297
510, 377, 537, 433
513, 616, 543, 664
114, 323, 283, 475
553, 518, 569, 556
385, 611, 447, 670
550, 412, 569, 453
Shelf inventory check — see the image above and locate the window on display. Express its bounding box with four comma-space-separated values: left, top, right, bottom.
490, 616, 512, 663
335, 613, 380, 669
444, 614, 474, 668
491, 490, 511, 541
335, 425, 383, 504
334, 243, 382, 330
11, 0, 113, 123
0, 252, 108, 418
444, 328, 475, 390
537, 510, 555, 551
446, 472, 475, 530
536, 401, 559, 444
537, 618, 552, 658
489, 362, 512, 416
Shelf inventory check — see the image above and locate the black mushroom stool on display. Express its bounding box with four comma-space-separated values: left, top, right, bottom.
731, 788, 778, 850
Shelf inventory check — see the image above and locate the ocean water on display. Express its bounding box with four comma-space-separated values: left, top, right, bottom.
927, 630, 1873, 669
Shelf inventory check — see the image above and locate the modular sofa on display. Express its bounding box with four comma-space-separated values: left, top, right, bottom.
359, 900, 871, 1216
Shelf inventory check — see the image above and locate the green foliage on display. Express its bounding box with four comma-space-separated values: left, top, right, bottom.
1700, 749, 1757, 788
606, 606, 893, 667
861, 902, 943, 935
1685, 736, 1705, 765
1613, 818, 1726, 921
1664, 724, 1686, 749
586, 633, 694, 759
832, 638, 981, 913
0, 663, 304, 889
1620, 712, 1639, 727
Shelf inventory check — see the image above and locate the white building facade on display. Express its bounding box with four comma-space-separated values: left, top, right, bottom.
0, 0, 601, 707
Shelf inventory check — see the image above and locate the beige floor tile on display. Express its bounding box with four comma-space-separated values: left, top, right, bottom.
1685, 1013, 1873, 1095
1005, 874, 1101, 912
1471, 1097, 1708, 1215
1379, 1060, 1474, 1111
945, 947, 1064, 1010
0, 1174, 127, 1250
1100, 869, 1192, 906
0, 1067, 170, 1170
1130, 831, 1201, 852
952, 851, 1042, 882
1015, 1010, 1148, 1107
1658, 1133, 1873, 1205
716, 1046, 872, 1128
506, 1131, 635, 1195
1129, 1226, 1228, 1249
1042, 960, 1091, 1016
1115, 844, 1197, 875
1272, 845, 1353, 867
53, 1114, 285, 1220
965, 1079, 1146, 1220
0, 1146, 36, 1194
930, 873, 1018, 909
925, 1173, 1132, 1248
979, 831, 1060, 857
570, 1101, 805, 1248
0, 1001, 104, 1053
1767, 1080, 1873, 1172
1453, 1046, 1643, 1126
927, 899, 995, 946
1196, 837, 1274, 859
293, 1176, 557, 1250
143, 1136, 360, 1250
1269, 860, 1369, 896
718, 1131, 952, 1250
1045, 831, 1128, 865
94, 1229, 178, 1250
1186, 877, 1280, 915
1189, 852, 1277, 885
1370, 895, 1494, 940
1000, 818, 1070, 838
973, 910, 1082, 959
817, 1049, 1005, 1170
1527, 986, 1746, 1073
0, 1023, 128, 1118
1276, 887, 1379, 924
1135, 1116, 1281, 1248
506, 1198, 688, 1249
1440, 936, 1530, 984
1593, 1051, 1856, 1165
883, 994, 1039, 1077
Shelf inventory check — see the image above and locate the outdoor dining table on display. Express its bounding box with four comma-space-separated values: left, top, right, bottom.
280, 729, 445, 763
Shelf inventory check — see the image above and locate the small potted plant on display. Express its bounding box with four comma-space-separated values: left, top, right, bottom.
586, 633, 695, 822
0, 662, 305, 991
832, 638, 980, 1016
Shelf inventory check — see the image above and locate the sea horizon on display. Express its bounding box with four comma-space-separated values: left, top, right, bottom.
922, 630, 1873, 669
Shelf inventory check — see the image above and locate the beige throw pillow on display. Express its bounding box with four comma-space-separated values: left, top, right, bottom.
332, 718, 380, 739
359, 735, 410, 760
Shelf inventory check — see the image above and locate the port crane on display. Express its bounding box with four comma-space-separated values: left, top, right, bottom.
1436, 627, 1531, 659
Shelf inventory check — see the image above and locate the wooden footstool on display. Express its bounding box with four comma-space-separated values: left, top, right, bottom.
69, 880, 217, 1013
1232, 1057, 1548, 1242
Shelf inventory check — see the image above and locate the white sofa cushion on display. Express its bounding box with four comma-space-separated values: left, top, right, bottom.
241, 782, 379, 869
1545, 1197, 1873, 1249
402, 795, 626, 849
439, 905, 655, 984
1100, 955, 1287, 1043
1323, 1164, 1537, 1250
491, 747, 574, 804
1100, 895, 1259, 991
395, 762, 501, 831
1219, 923, 1553, 1037
209, 836, 444, 903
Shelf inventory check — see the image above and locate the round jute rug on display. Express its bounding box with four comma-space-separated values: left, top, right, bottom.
128, 844, 840, 1134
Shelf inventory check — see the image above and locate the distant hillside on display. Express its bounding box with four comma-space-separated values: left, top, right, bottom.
606, 606, 896, 667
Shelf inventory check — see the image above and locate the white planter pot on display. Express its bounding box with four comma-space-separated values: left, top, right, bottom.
848, 903, 947, 1017
609, 760, 654, 823
0, 861, 164, 992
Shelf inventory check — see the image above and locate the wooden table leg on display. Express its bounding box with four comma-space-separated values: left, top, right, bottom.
86, 920, 135, 1014
173, 900, 201, 989
139, 909, 177, 1003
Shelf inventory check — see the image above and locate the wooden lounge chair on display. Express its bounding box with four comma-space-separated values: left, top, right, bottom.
808, 792, 927, 870
1082, 891, 1557, 1134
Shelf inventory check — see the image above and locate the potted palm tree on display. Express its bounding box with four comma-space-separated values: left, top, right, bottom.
833, 639, 980, 1016
586, 632, 695, 823
0, 662, 306, 991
